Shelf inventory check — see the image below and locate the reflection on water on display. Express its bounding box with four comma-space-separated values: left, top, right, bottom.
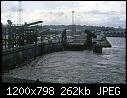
2, 37, 126, 83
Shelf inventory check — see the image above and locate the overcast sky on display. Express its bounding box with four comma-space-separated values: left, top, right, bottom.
1, 1, 126, 28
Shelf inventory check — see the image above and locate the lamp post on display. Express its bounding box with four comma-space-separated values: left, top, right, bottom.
72, 11, 74, 26
72, 11, 76, 34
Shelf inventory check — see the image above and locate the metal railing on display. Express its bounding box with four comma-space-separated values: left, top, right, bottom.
2, 25, 62, 54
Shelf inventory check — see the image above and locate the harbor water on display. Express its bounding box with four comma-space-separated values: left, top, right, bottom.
2, 37, 126, 83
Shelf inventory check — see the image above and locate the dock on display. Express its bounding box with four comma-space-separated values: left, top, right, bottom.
2, 21, 112, 73
95, 37, 111, 48
93, 37, 111, 53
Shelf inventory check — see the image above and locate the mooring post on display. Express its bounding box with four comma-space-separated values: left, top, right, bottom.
93, 43, 102, 53
61, 29, 67, 50
85, 30, 92, 49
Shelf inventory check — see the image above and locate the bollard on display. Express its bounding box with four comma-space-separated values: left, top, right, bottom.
93, 44, 102, 53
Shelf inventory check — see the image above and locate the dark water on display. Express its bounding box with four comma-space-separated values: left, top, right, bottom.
2, 37, 126, 84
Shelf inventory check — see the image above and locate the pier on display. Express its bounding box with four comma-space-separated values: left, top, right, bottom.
2, 20, 112, 73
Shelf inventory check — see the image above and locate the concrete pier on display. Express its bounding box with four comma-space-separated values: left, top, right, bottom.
2, 26, 112, 72
93, 37, 112, 53
93, 43, 102, 53
2, 43, 63, 72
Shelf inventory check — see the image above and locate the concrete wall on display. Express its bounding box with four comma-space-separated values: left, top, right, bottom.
42, 43, 63, 53
2, 43, 63, 71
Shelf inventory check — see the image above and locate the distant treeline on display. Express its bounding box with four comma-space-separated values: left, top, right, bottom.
2, 23, 125, 33
40, 25, 125, 32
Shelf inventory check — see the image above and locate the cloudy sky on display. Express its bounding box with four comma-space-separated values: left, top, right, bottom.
1, 1, 126, 28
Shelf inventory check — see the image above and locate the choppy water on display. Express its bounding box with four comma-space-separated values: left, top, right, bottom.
2, 37, 126, 84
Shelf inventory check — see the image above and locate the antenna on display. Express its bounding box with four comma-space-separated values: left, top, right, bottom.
17, 1, 23, 25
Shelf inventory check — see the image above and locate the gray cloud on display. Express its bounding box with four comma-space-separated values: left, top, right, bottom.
1, 1, 17, 12
85, 16, 126, 28
58, 12, 64, 16
9, 6, 17, 12
104, 17, 126, 28
1, 1, 126, 28
87, 10, 116, 15
5, 14, 13, 19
